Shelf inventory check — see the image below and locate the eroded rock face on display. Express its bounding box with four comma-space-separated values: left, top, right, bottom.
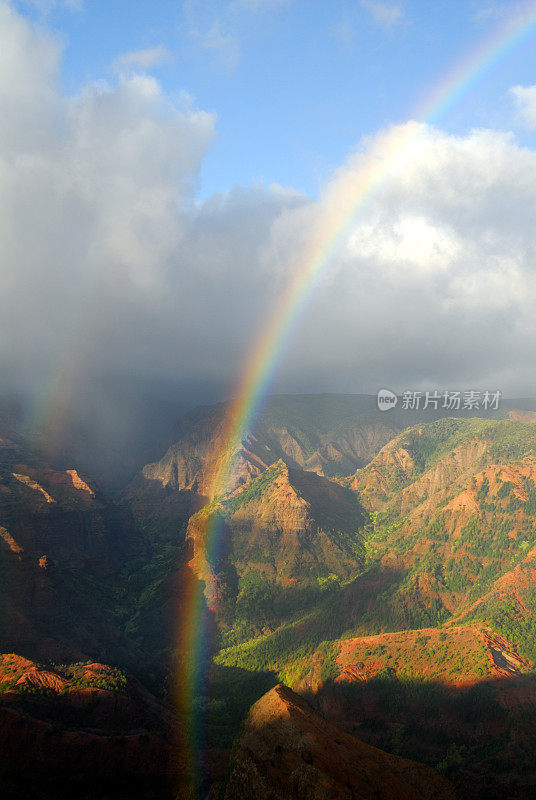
0, 454, 148, 665
224, 684, 458, 800
140, 399, 401, 497
185, 461, 367, 615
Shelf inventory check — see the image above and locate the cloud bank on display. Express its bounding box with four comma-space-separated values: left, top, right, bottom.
1, 0, 535, 406
271, 125, 536, 395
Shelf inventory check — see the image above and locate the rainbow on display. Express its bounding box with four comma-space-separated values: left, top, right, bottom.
178, 0, 536, 791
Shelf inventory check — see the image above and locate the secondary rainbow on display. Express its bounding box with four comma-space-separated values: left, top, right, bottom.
174, 0, 536, 789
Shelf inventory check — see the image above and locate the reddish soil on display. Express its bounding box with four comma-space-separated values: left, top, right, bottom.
334, 624, 531, 688
224, 684, 457, 800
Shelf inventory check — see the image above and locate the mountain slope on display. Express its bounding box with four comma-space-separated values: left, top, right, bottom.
0, 438, 149, 666
6, 399, 536, 799
188, 460, 366, 582
139, 395, 535, 498
140, 394, 414, 497
223, 683, 457, 800
212, 416, 536, 799
0, 653, 186, 800
302, 624, 531, 690
341, 419, 536, 628
185, 461, 367, 631
212, 418, 536, 717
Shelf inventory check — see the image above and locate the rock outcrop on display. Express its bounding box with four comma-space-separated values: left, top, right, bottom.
186, 461, 367, 598
140, 396, 402, 497
224, 683, 458, 800
0, 451, 148, 665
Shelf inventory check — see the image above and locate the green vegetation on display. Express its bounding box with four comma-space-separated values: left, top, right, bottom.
55, 663, 128, 693
234, 570, 275, 623
307, 675, 508, 780
124, 415, 536, 794
476, 475, 489, 502
524, 477, 536, 515
228, 569, 343, 635
403, 418, 493, 473
199, 664, 277, 749
317, 641, 339, 683
0, 677, 18, 693
497, 480, 513, 499
465, 594, 536, 662
222, 462, 284, 512
0, 662, 128, 696
437, 743, 469, 776
120, 516, 189, 661
487, 421, 536, 462
204, 416, 536, 755
8, 401, 536, 800
402, 418, 536, 475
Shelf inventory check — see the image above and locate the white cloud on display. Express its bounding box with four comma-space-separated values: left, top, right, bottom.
263, 123, 536, 395
112, 46, 172, 74
510, 84, 536, 129
1, 1, 536, 404
0, 1, 302, 396
360, 0, 403, 27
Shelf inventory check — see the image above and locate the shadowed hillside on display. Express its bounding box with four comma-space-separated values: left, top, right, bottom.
223, 683, 457, 800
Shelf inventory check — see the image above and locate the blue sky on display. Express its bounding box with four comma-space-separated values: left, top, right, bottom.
15, 0, 536, 198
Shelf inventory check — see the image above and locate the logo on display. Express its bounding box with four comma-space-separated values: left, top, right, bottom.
377, 389, 398, 411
